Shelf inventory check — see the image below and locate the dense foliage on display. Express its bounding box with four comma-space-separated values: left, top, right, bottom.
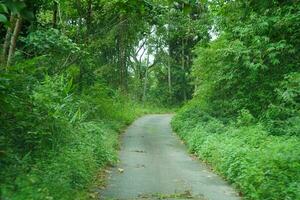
172, 101, 300, 200
0, 0, 183, 199
1, 0, 299, 199
0, 55, 164, 199
173, 0, 300, 199
192, 0, 300, 135
1, 66, 145, 199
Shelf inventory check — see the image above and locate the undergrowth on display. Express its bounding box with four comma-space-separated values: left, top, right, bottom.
172, 101, 300, 200
0, 64, 167, 200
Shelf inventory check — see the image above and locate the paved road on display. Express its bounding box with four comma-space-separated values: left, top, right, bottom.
101, 114, 241, 200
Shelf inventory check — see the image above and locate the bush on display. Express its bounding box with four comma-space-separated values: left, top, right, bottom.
172, 103, 300, 200
0, 70, 147, 199
23, 28, 80, 56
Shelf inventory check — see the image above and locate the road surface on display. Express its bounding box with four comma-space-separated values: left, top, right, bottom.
101, 114, 241, 200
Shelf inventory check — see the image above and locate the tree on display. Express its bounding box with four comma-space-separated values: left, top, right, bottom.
1, 0, 34, 67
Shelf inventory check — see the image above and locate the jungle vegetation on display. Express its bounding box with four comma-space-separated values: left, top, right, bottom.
0, 0, 299, 199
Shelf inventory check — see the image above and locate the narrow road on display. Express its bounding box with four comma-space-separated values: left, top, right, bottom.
101, 114, 240, 200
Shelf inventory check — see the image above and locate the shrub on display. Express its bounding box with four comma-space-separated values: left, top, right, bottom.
172, 104, 300, 200
0, 72, 146, 199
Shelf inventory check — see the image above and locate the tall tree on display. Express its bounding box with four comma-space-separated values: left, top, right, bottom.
6, 15, 22, 67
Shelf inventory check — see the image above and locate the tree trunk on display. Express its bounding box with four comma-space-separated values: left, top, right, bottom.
167, 4, 172, 103
142, 68, 148, 102
6, 16, 22, 67
52, 0, 58, 28
182, 38, 187, 102
1, 15, 15, 65
118, 34, 125, 91
142, 55, 150, 102
118, 14, 128, 92
168, 58, 172, 98
137, 63, 143, 100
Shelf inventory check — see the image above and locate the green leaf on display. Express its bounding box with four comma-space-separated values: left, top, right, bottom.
0, 3, 8, 13
5, 0, 26, 14
0, 14, 7, 23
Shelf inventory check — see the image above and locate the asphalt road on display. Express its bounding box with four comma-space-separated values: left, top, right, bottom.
101, 114, 241, 200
